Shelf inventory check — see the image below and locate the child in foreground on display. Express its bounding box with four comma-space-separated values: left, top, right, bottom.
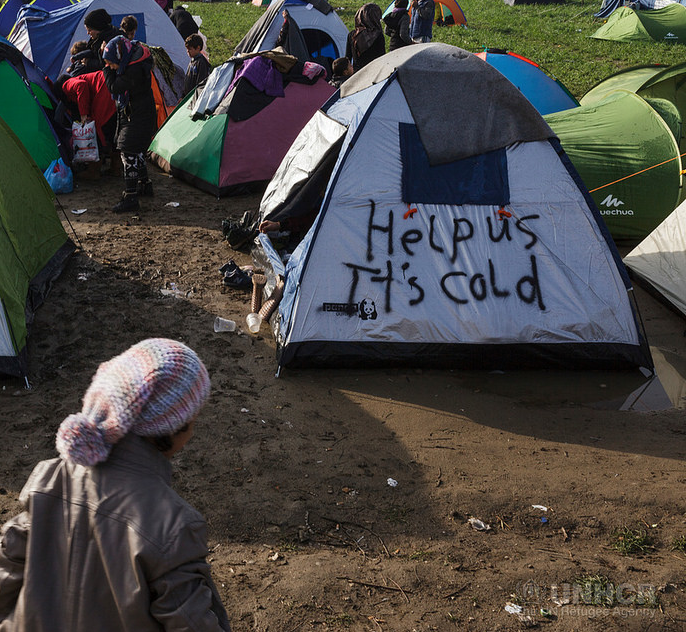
0, 338, 232, 631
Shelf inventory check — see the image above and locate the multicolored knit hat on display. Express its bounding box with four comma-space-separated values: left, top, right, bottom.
56, 338, 210, 466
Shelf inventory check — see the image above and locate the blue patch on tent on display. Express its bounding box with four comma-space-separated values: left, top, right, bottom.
399, 123, 510, 206
110, 13, 146, 43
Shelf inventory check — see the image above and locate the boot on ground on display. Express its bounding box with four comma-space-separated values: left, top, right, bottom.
137, 179, 154, 197
112, 191, 140, 213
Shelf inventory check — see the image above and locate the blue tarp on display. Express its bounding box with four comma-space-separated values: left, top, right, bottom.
400, 123, 510, 206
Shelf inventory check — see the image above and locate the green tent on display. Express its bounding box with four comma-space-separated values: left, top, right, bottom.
582, 61, 686, 160
0, 40, 64, 171
545, 90, 683, 243
0, 117, 74, 378
591, 5, 686, 44
581, 64, 667, 106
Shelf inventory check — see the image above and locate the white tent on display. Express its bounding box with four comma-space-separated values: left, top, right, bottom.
624, 199, 686, 318
235, 0, 348, 61
254, 44, 653, 373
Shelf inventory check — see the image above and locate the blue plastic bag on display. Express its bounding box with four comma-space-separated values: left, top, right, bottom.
43, 158, 73, 194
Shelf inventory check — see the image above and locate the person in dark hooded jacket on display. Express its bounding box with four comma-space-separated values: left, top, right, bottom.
345, 3, 386, 72
82, 8, 124, 72
170, 5, 199, 40
102, 36, 157, 213
383, 0, 413, 51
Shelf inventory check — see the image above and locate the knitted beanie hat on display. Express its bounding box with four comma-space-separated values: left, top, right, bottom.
84, 8, 112, 31
56, 338, 210, 466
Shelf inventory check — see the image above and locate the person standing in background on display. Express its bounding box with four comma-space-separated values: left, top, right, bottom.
345, 3, 386, 72
82, 8, 123, 71
384, 0, 413, 51
102, 36, 157, 213
184, 33, 212, 95
410, 0, 435, 43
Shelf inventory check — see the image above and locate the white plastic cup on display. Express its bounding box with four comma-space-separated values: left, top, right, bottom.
246, 312, 262, 334
214, 316, 236, 333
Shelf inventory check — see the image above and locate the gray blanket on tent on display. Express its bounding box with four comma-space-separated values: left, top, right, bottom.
341, 43, 555, 165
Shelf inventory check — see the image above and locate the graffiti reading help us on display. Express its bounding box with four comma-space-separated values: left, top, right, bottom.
334, 201, 546, 318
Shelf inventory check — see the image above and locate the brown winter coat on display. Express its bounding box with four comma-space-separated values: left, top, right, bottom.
0, 434, 231, 632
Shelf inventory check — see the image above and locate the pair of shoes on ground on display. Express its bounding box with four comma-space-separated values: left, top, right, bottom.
220, 260, 253, 290
221, 211, 257, 251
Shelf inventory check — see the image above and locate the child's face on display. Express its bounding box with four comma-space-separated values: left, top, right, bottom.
186, 46, 202, 59
104, 59, 119, 70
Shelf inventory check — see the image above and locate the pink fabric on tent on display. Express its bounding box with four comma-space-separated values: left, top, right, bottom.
218, 79, 335, 188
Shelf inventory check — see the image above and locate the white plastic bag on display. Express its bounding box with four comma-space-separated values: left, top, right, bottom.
71, 121, 99, 163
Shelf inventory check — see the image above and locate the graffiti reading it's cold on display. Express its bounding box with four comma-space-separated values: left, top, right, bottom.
344, 201, 546, 313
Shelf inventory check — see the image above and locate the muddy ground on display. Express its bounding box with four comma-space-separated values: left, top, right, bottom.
1, 164, 685, 631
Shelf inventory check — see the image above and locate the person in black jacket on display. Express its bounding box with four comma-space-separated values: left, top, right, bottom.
170, 5, 199, 40
102, 36, 157, 213
345, 3, 386, 72
383, 0, 413, 51
183, 34, 212, 96
83, 8, 123, 72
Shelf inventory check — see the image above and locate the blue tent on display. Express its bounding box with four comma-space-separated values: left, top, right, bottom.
475, 49, 579, 116
0, 0, 80, 38
9, 0, 187, 81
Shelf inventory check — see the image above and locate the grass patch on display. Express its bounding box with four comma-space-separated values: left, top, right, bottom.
188, 0, 686, 99
574, 574, 617, 607
670, 534, 686, 552
610, 527, 655, 555
279, 539, 301, 552
325, 613, 353, 626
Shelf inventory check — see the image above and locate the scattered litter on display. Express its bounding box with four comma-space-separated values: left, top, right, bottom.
71, 208, 87, 215
532, 505, 548, 512
504, 602, 523, 615
77, 272, 89, 281
160, 282, 192, 298
552, 597, 571, 606
268, 552, 280, 561
541, 517, 548, 524
540, 608, 554, 618
240, 408, 249, 413
468, 517, 491, 531
213, 316, 236, 333
387, 478, 398, 487
164, 201, 180, 207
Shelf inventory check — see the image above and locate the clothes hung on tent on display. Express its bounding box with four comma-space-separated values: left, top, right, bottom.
149, 48, 335, 196
252, 43, 653, 373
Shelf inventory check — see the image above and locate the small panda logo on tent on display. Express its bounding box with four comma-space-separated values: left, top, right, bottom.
359, 298, 377, 321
